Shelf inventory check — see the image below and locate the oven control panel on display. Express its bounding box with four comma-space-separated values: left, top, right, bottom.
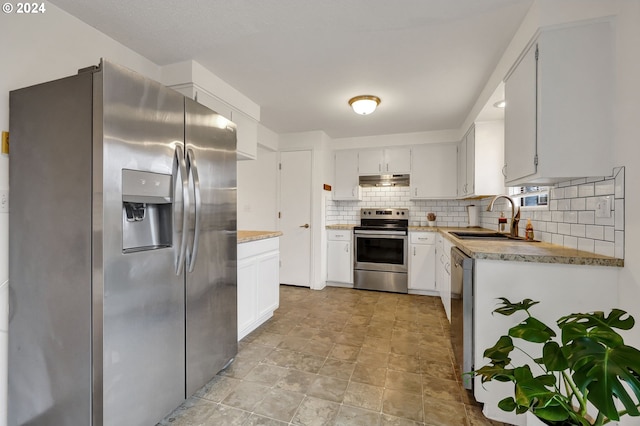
360, 208, 408, 218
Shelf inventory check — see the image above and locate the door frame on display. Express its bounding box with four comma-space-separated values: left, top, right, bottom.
277, 148, 314, 288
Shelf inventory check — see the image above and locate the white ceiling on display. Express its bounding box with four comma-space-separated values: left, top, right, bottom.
50, 0, 532, 138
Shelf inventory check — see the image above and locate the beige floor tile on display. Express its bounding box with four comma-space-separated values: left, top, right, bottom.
343, 381, 384, 411
221, 381, 269, 411
382, 388, 424, 423
318, 358, 356, 380
334, 405, 382, 426
160, 285, 511, 426
306, 375, 349, 402
422, 375, 463, 402
329, 343, 361, 361
252, 388, 305, 422
292, 396, 341, 426
423, 396, 469, 426
351, 363, 387, 387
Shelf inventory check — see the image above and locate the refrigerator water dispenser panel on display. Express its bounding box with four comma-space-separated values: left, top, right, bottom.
122, 169, 173, 253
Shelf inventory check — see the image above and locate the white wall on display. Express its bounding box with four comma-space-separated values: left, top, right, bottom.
0, 5, 166, 426
468, 0, 640, 354
237, 146, 279, 230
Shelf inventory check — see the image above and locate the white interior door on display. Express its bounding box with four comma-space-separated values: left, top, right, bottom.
279, 150, 312, 287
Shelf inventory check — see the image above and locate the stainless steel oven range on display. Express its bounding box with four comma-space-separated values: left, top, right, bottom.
353, 208, 408, 293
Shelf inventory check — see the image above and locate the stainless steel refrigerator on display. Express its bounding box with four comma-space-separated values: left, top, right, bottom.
8, 60, 238, 426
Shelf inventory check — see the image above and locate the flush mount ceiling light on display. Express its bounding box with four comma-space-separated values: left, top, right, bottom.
493, 100, 506, 108
349, 95, 381, 115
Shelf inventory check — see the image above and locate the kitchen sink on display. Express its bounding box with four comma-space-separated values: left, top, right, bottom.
450, 231, 539, 242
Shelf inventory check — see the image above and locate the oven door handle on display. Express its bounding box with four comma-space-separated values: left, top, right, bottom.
353, 230, 407, 236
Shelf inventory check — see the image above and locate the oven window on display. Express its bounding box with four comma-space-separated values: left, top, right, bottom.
356, 237, 405, 265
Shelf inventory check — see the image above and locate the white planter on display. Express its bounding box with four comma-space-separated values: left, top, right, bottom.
428, 220, 436, 227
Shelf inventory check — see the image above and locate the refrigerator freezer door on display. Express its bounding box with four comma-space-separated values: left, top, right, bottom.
184, 98, 238, 396
99, 62, 186, 425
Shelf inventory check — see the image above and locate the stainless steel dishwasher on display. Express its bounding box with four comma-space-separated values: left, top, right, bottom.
450, 247, 474, 390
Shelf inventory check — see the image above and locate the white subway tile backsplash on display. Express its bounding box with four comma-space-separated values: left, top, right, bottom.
578, 238, 595, 253
578, 184, 594, 198
564, 236, 578, 249
564, 211, 578, 224
595, 180, 615, 196
585, 225, 604, 240
327, 168, 624, 258
565, 186, 578, 198
594, 240, 615, 257
570, 198, 586, 211
578, 211, 595, 225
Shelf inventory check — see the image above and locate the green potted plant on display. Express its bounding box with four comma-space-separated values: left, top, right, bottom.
474, 298, 640, 425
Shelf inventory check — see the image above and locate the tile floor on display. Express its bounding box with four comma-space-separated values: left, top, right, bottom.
158, 285, 505, 426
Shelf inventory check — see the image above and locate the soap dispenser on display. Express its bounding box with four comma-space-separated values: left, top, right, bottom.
525, 218, 534, 241
498, 212, 507, 232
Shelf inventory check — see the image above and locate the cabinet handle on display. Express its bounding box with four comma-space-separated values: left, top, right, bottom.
414, 188, 417, 197
352, 187, 355, 196
378, 163, 382, 172
386, 163, 389, 172
502, 165, 507, 178
413, 247, 416, 256
345, 244, 349, 253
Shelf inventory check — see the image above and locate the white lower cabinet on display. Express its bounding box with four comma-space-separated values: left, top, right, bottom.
237, 237, 280, 340
435, 234, 453, 321
327, 230, 353, 285
408, 232, 436, 294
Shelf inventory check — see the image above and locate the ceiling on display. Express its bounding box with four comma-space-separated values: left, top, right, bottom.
50, 0, 532, 139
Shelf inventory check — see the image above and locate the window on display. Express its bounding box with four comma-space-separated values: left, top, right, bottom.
509, 186, 549, 209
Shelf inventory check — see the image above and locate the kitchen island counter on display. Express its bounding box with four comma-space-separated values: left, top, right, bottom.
238, 230, 283, 243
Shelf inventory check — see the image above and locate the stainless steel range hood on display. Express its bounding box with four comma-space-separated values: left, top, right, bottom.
358, 174, 410, 187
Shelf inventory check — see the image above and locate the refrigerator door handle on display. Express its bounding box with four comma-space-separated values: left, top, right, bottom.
174, 145, 190, 275
186, 148, 202, 273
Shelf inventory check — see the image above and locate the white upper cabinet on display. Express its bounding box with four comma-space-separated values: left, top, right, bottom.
230, 110, 258, 160
504, 19, 613, 186
358, 148, 411, 175
410, 143, 457, 199
458, 122, 504, 198
169, 83, 257, 160
333, 150, 361, 200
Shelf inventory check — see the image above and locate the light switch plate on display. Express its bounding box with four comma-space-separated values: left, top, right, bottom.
595, 196, 611, 218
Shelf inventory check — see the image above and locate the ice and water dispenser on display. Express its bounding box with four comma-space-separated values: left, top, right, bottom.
122, 169, 173, 253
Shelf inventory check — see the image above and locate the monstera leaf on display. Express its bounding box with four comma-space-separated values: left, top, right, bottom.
568, 337, 640, 421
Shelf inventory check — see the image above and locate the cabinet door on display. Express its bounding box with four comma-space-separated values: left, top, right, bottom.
231, 110, 258, 160
237, 258, 257, 335
327, 240, 352, 283
257, 252, 280, 318
465, 125, 475, 195
358, 149, 383, 174
504, 43, 537, 183
457, 139, 467, 197
333, 150, 361, 200
410, 144, 457, 199
409, 243, 435, 291
384, 148, 411, 174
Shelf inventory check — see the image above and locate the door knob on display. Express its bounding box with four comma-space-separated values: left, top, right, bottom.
299, 224, 310, 228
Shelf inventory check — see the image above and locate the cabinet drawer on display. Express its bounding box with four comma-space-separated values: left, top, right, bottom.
328, 230, 352, 241
410, 232, 435, 245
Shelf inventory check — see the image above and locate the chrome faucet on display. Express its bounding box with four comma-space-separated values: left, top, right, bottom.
487, 195, 521, 237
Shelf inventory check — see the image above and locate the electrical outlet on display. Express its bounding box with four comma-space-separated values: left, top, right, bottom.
0, 190, 8, 213
595, 196, 611, 218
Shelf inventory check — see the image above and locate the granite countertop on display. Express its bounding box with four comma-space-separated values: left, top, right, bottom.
439, 228, 623, 267
326, 224, 623, 267
238, 230, 283, 244
326, 224, 356, 230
